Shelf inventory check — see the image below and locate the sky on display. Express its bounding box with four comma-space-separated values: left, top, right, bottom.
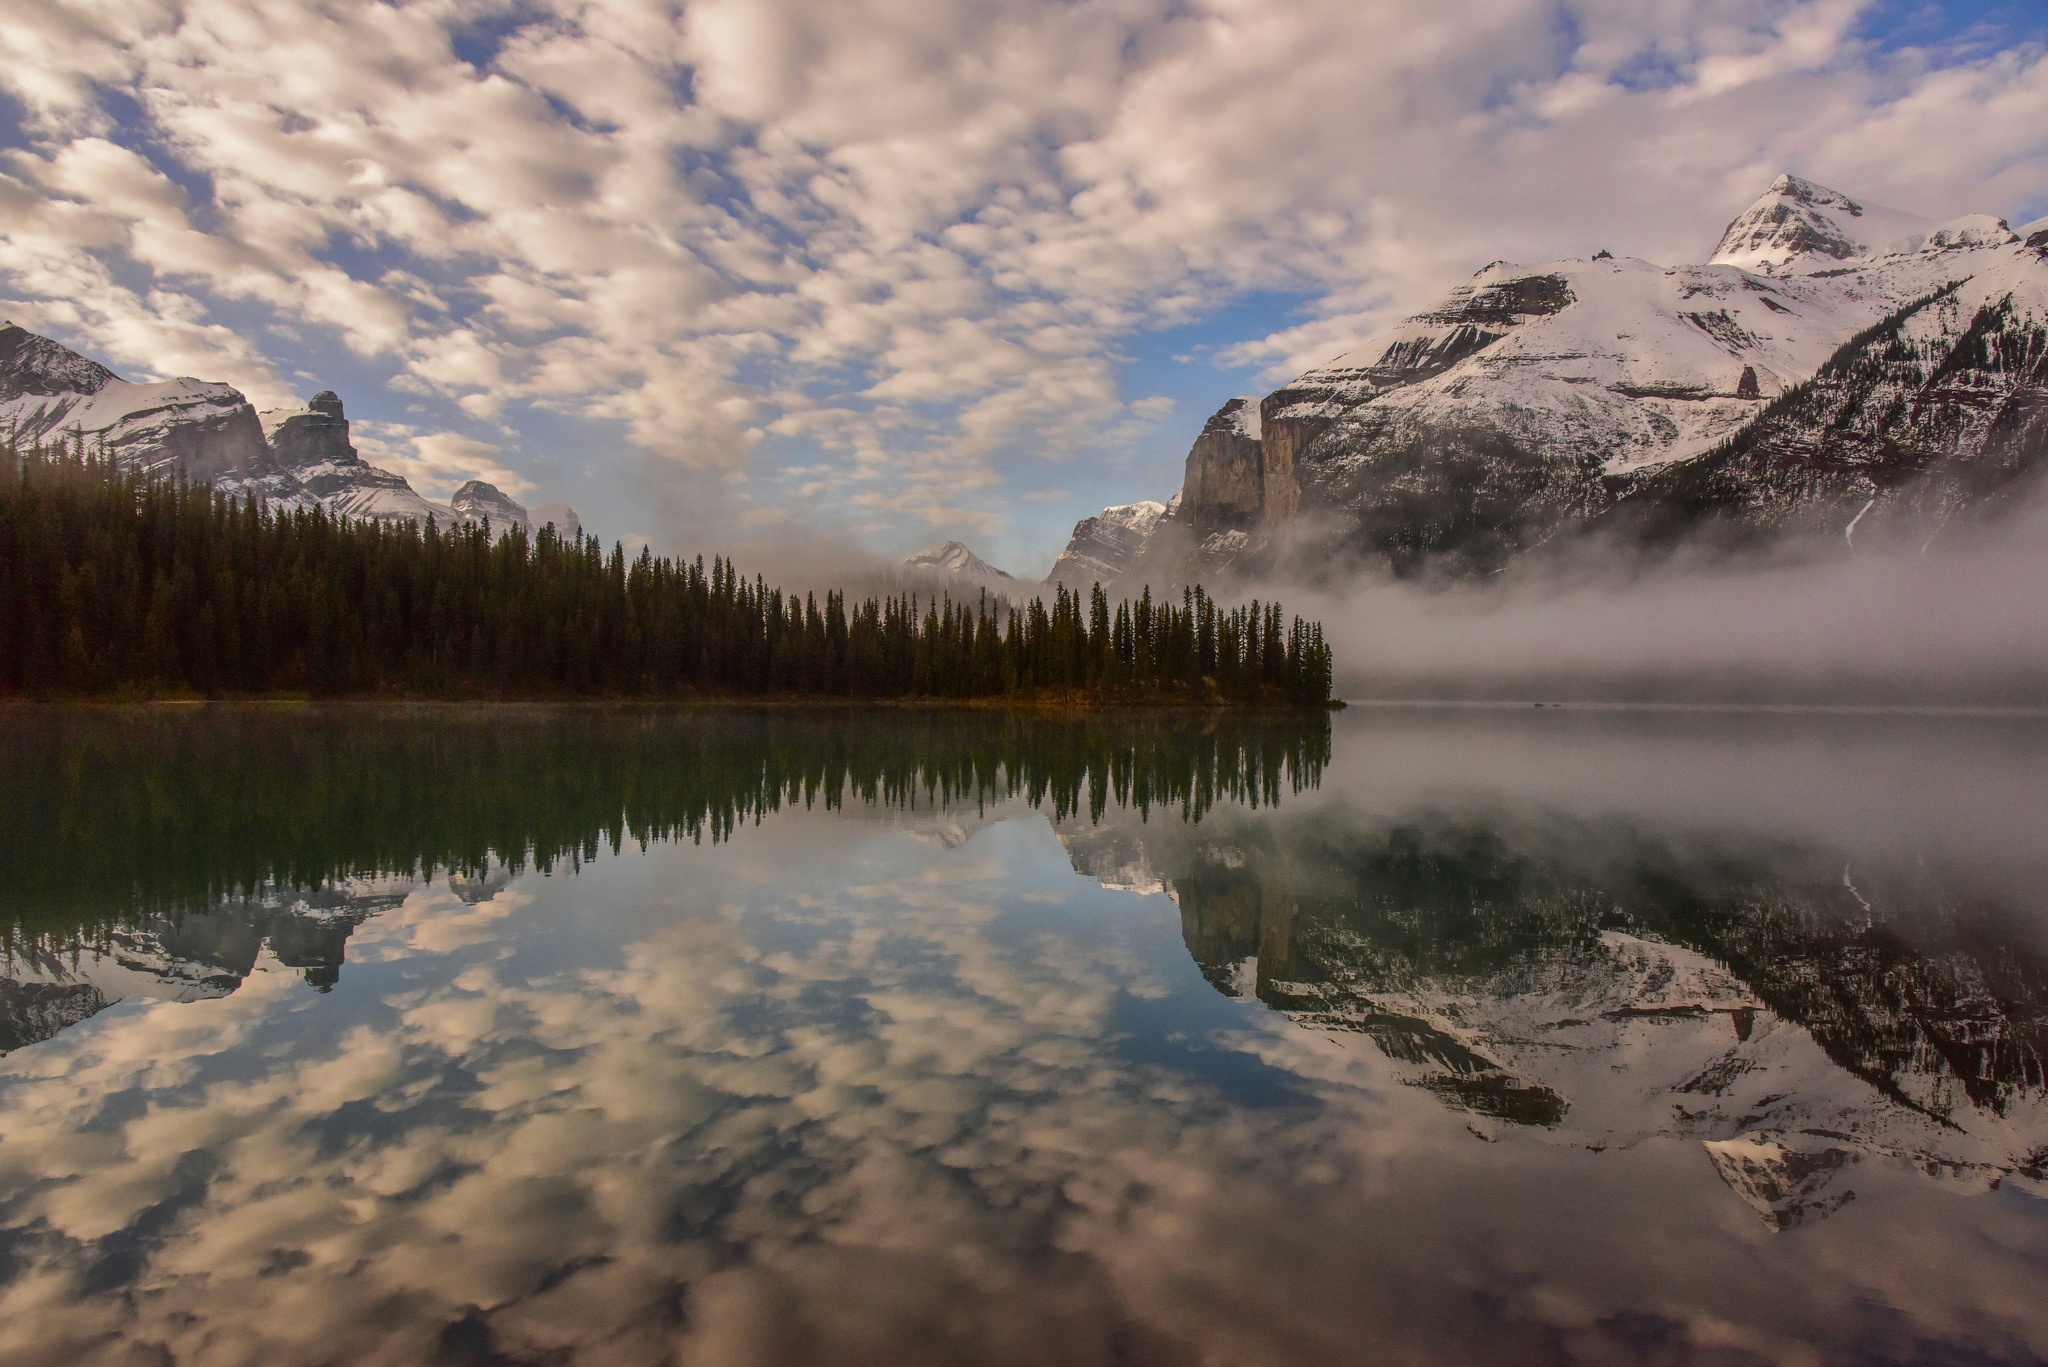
2, 0, 2046, 576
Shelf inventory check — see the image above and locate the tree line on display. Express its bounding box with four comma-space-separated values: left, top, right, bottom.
0, 440, 1334, 704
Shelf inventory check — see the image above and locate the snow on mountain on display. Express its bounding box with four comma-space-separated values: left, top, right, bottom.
0, 322, 270, 478
901, 540, 1020, 598
255, 391, 451, 524
1050, 172, 2048, 582
1706, 173, 1932, 273
1047, 499, 1171, 588
0, 878, 405, 1053
1605, 253, 2048, 547
1058, 812, 2048, 1229
0, 326, 583, 540
450, 478, 531, 534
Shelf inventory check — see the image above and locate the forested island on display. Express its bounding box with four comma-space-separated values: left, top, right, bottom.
0, 441, 1334, 705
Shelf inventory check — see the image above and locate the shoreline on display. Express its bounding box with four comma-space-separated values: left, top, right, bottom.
0, 694, 1345, 715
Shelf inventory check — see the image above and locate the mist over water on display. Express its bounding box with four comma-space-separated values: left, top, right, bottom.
1265, 500, 2048, 705
0, 705, 2044, 1366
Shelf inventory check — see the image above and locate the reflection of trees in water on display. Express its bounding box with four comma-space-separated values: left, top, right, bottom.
0, 706, 1330, 936
1115, 812, 2048, 1211
0, 706, 1331, 1049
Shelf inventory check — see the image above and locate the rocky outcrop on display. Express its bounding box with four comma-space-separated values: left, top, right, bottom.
261, 389, 352, 467
1181, 397, 1265, 529
254, 391, 446, 524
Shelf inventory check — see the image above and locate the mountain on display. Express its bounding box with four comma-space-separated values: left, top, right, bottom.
1707, 172, 1934, 272
1054, 175, 2048, 582
900, 540, 1020, 597
0, 325, 580, 539
1046, 498, 1172, 588
0, 323, 270, 479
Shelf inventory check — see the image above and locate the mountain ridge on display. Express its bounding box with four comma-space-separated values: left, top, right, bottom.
0, 324, 578, 540
1048, 173, 2048, 585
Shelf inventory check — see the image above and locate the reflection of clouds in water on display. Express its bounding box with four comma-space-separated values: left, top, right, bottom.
0, 811, 2044, 1366
354, 884, 532, 959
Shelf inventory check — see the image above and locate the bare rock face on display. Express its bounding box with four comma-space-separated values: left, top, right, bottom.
262, 390, 355, 470
0, 323, 271, 480
1182, 397, 1265, 530
450, 479, 531, 534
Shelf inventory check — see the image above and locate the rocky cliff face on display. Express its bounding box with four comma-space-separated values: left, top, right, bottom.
1051, 175, 2048, 583
255, 391, 453, 524
1181, 397, 1265, 529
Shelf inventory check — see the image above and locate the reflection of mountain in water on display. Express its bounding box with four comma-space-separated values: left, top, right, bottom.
1061, 816, 2048, 1228
0, 878, 408, 1053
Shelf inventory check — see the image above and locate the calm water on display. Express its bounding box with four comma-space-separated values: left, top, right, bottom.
1, 704, 2046, 1366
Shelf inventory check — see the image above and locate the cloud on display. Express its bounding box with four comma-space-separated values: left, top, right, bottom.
352, 424, 537, 499
0, 0, 2044, 553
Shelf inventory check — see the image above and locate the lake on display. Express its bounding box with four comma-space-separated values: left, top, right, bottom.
1, 703, 2044, 1366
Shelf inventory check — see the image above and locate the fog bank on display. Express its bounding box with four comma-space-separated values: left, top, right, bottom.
1283, 508, 2048, 705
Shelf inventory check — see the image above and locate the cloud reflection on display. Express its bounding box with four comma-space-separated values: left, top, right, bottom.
0, 715, 2044, 1364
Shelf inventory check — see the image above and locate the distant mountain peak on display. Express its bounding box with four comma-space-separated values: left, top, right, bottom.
0, 322, 119, 403
1708, 172, 1930, 272
903, 540, 1015, 581
901, 541, 1019, 594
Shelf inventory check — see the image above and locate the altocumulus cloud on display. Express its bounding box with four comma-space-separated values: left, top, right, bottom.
1, 0, 2045, 563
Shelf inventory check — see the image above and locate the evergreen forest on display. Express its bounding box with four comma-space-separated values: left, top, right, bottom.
0, 441, 1334, 704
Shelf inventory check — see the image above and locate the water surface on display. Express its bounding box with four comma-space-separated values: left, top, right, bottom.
1, 704, 2045, 1366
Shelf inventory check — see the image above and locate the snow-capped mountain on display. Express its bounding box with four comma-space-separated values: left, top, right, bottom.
1055, 174, 2048, 582
0, 325, 580, 540
900, 540, 1020, 597
1707, 172, 1935, 273
0, 323, 269, 478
